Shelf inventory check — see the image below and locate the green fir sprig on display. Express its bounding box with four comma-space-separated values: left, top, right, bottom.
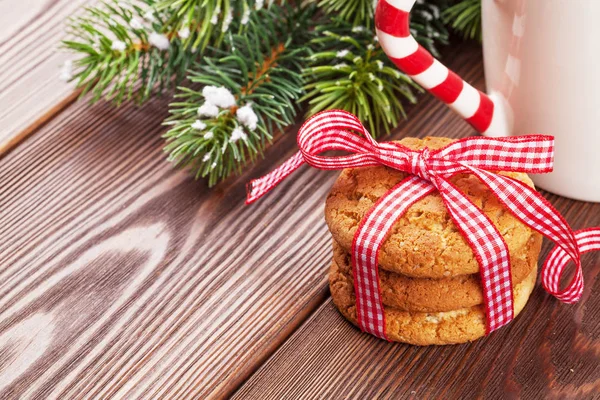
154, 0, 264, 51
62, 0, 196, 104
317, 0, 374, 29
163, 5, 312, 185
61, 0, 459, 186
61, 0, 274, 104
443, 0, 482, 42
302, 22, 420, 137
411, 0, 450, 57
316, 0, 449, 56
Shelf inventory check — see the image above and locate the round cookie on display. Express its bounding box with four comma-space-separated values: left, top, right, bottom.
332, 231, 541, 312
329, 257, 537, 345
325, 136, 538, 279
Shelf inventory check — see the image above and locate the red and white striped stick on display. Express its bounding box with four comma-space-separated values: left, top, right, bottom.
375, 0, 498, 133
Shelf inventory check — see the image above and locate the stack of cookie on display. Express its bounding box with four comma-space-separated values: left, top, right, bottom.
325, 137, 542, 345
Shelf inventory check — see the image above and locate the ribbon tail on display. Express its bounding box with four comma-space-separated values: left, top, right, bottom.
246, 152, 305, 204
433, 176, 514, 334
543, 228, 600, 303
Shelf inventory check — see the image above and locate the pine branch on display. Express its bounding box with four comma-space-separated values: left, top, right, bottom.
163, 5, 314, 186
153, 0, 269, 51
62, 0, 455, 186
62, 0, 194, 104
317, 0, 373, 29
302, 21, 421, 137
62, 0, 272, 105
411, 0, 451, 58
316, 0, 449, 56
443, 0, 482, 42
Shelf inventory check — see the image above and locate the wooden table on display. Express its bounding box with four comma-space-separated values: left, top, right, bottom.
1, 2, 598, 399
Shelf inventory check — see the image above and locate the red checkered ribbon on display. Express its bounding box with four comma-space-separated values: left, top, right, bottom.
246, 109, 600, 340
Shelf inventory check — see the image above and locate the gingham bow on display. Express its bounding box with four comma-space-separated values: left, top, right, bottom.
247, 110, 600, 340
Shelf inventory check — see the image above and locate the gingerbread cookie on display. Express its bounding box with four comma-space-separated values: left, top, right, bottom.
325, 136, 538, 278
329, 257, 537, 345
332, 233, 541, 312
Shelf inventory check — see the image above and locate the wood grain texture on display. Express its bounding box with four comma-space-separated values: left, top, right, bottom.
234, 45, 600, 400
0, 77, 336, 397
0, 0, 91, 155
3, 29, 598, 399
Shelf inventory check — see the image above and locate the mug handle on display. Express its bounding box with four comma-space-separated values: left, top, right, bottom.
375, 0, 511, 136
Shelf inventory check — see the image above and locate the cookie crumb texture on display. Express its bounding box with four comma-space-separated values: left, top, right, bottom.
332, 235, 540, 312
325, 137, 537, 278
329, 258, 537, 345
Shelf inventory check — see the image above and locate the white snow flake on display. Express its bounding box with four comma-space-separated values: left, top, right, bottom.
205, 131, 215, 140
191, 120, 206, 130
202, 86, 236, 108
230, 127, 247, 142
210, 7, 221, 24
198, 103, 219, 117
222, 9, 233, 32
149, 32, 170, 50
241, 8, 251, 25
336, 50, 350, 58
111, 40, 127, 51
236, 104, 258, 131
178, 26, 191, 39
130, 18, 143, 30
144, 10, 156, 22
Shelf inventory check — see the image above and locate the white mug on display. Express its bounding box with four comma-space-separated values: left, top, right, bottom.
482, 0, 600, 202
376, 0, 600, 202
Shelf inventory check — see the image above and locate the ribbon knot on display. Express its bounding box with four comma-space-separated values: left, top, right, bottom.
246, 110, 600, 340
408, 147, 431, 181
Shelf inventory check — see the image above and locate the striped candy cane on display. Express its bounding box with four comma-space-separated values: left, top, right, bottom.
375, 0, 504, 134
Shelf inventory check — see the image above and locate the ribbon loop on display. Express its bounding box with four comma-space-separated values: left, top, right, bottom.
246, 109, 599, 338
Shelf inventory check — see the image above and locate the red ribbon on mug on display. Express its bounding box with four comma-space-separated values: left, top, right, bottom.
246, 109, 600, 340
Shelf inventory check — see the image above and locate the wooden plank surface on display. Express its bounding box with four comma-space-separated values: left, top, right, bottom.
0, 0, 91, 155
0, 18, 474, 398
0, 86, 339, 397
2, 6, 598, 397
233, 51, 600, 400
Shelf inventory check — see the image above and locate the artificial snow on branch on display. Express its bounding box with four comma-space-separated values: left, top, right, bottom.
63, 0, 194, 104
163, 5, 313, 185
